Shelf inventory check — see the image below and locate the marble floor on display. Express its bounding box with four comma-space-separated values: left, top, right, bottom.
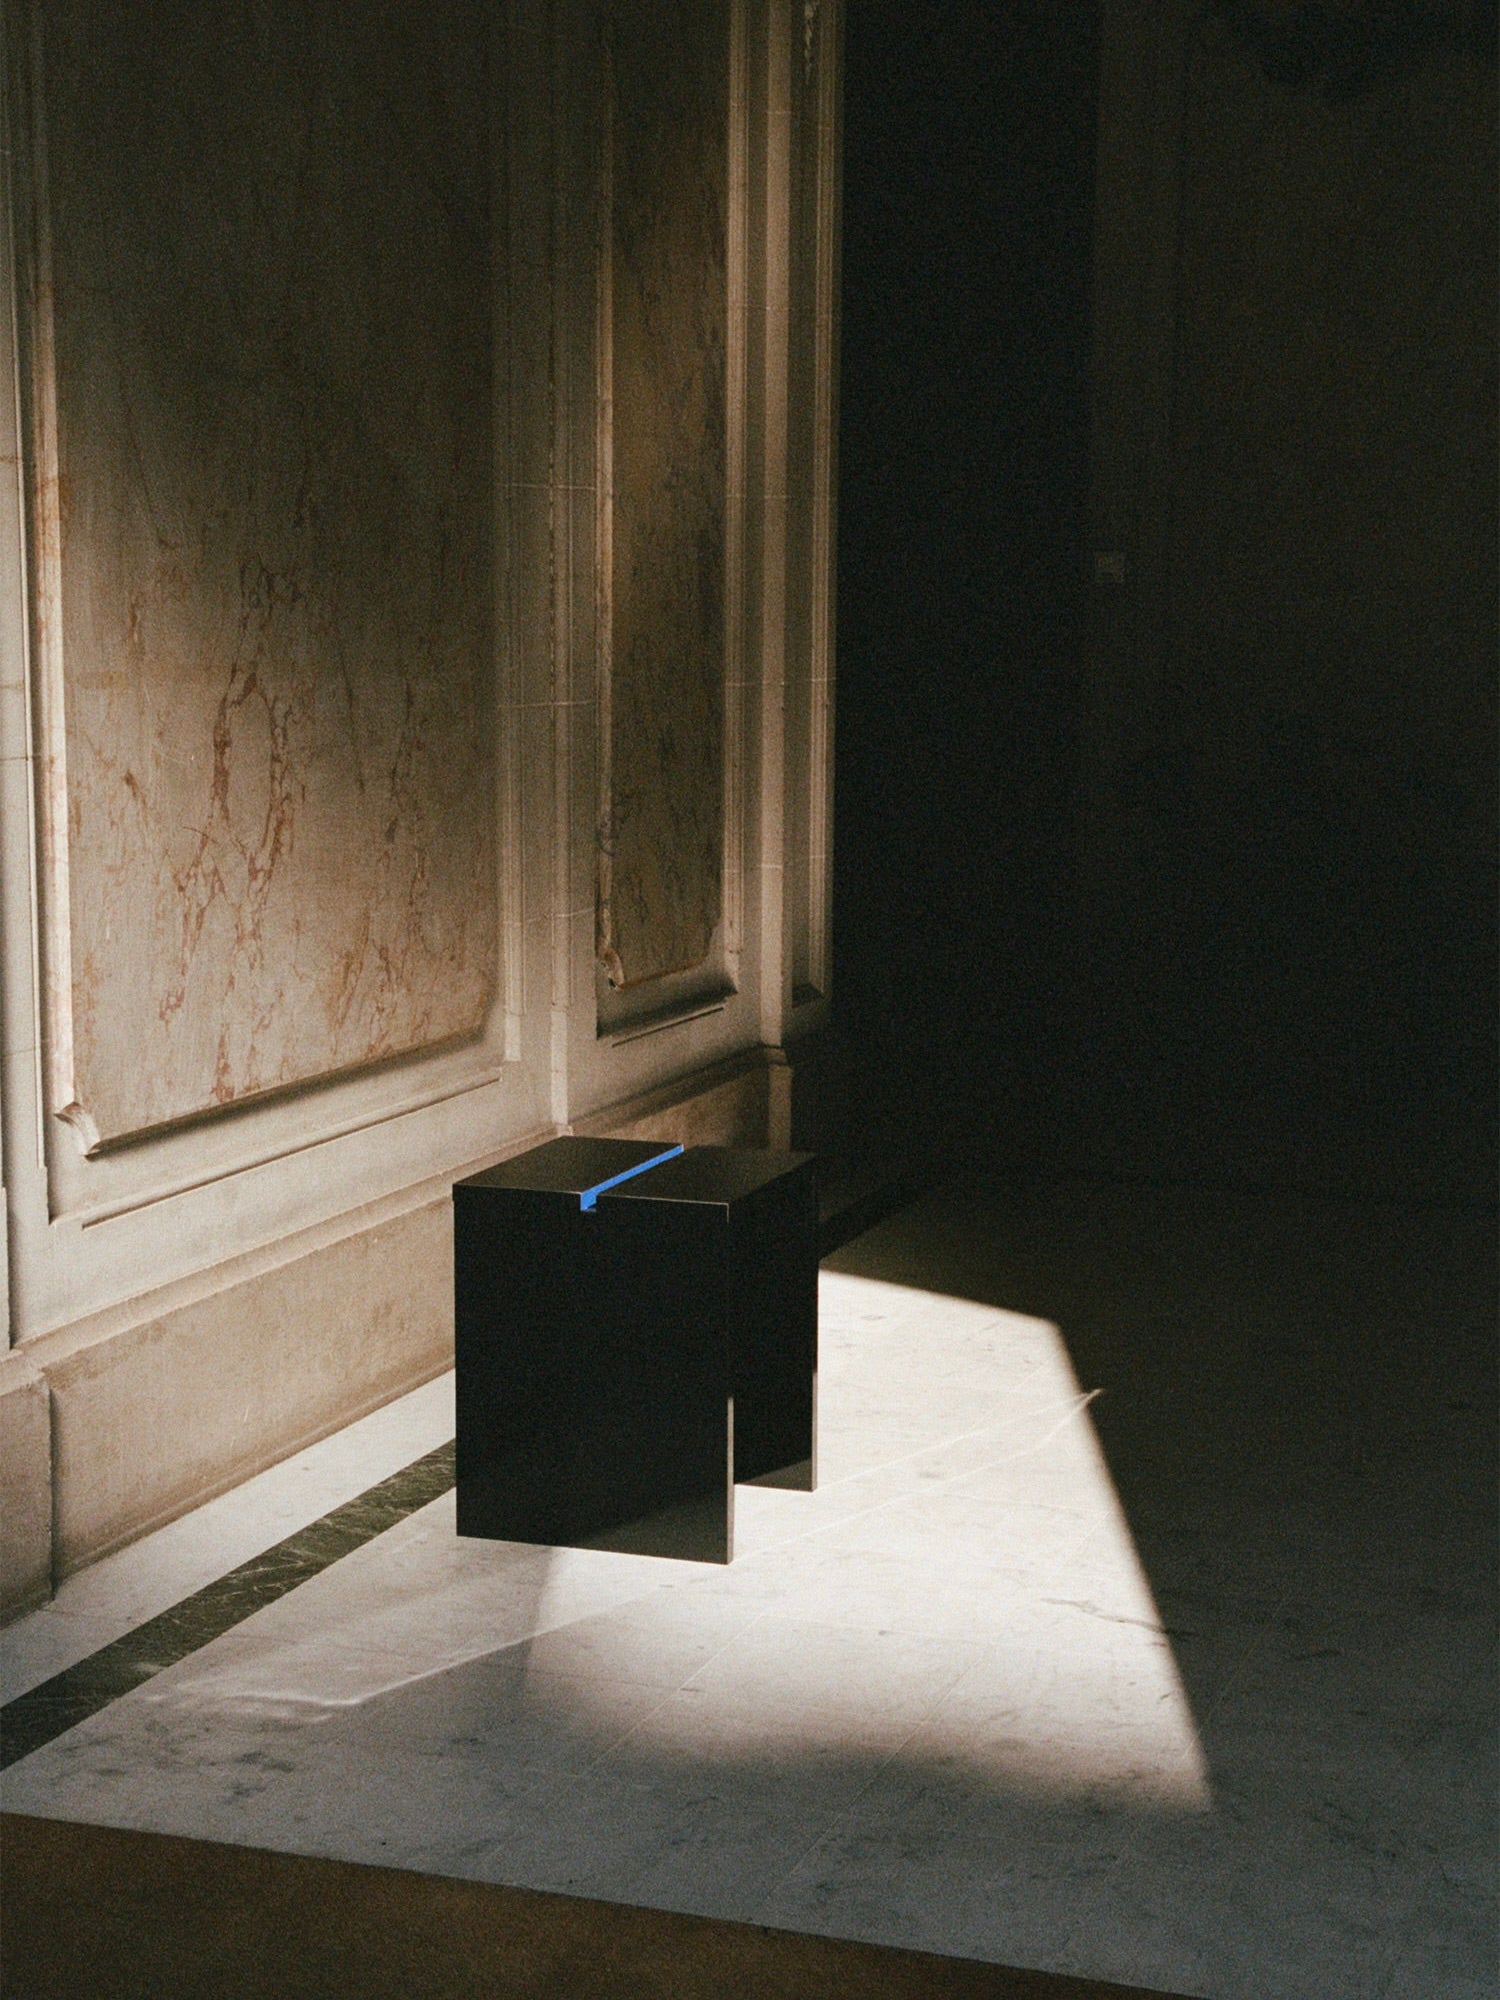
3, 1180, 1495, 1999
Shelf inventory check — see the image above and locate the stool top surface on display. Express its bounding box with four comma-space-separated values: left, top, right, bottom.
456, 1137, 680, 1200
598, 1145, 815, 1210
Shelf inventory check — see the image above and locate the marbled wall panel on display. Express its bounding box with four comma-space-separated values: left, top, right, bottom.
598, 0, 729, 990
34, 0, 497, 1141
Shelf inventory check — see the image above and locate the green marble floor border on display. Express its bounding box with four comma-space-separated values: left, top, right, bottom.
0, 1441, 456, 1772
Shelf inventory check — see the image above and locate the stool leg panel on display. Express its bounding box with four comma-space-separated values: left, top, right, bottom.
595, 1203, 733, 1558
729, 1165, 819, 1488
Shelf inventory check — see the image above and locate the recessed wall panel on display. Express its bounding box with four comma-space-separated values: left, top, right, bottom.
29, 0, 497, 1143
598, 0, 729, 991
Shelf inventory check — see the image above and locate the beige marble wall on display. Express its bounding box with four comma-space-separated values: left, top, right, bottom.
46, 1195, 454, 1576
30, 0, 498, 1143
598, 0, 730, 991
0, 1360, 51, 1618
0, 0, 841, 1617
576, 1043, 791, 1151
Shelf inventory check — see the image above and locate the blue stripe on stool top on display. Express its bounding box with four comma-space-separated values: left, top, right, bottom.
577, 1143, 683, 1210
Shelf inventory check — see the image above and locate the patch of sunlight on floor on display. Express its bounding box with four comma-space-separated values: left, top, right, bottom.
520, 1269, 1213, 1810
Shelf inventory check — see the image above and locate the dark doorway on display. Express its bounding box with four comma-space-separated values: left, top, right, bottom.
832, 2, 1101, 1173
831, 5, 1497, 1207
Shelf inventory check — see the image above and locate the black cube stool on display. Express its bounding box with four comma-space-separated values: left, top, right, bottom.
453, 1137, 817, 1562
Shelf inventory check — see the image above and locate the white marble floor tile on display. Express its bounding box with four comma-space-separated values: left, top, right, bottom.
1067, 1830, 1440, 2000
671, 1613, 985, 1725
753, 1770, 1107, 1968
465, 1774, 834, 1917
1376, 1894, 1500, 2000
4, 1182, 1492, 2000
499, 1590, 775, 1693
